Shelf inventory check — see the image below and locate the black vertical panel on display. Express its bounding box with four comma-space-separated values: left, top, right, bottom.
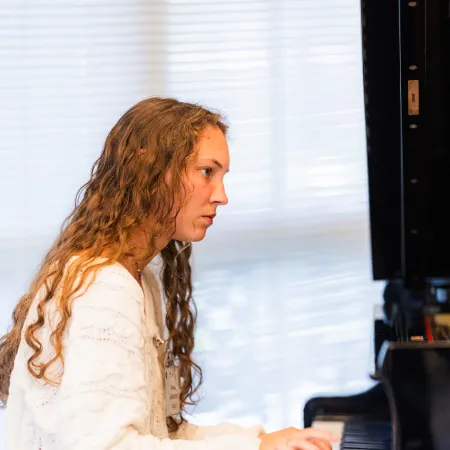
399, 0, 426, 284
421, 1, 450, 279
361, 0, 402, 280
362, 0, 450, 282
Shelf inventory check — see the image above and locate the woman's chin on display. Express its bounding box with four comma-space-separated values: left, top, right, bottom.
191, 228, 208, 243
172, 227, 207, 243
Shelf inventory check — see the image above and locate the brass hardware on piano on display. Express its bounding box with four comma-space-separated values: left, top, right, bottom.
408, 80, 419, 115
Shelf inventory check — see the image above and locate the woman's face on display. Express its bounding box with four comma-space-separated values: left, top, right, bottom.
172, 125, 230, 242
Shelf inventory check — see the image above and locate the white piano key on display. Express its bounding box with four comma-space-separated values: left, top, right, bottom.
312, 419, 345, 450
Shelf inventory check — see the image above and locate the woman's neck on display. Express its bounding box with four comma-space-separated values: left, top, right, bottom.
120, 226, 169, 285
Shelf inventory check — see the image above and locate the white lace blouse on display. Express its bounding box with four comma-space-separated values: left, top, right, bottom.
5, 258, 263, 449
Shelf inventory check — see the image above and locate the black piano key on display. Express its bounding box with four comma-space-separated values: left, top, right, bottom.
341, 418, 391, 450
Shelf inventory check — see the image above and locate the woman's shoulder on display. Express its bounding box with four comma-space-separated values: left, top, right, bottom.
68, 255, 141, 290
66, 256, 145, 317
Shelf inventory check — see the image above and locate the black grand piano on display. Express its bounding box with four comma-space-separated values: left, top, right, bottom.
303, 1, 450, 449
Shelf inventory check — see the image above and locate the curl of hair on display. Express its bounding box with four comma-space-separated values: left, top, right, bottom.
0, 97, 228, 432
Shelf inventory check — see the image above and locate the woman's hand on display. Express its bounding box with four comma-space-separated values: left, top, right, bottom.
259, 427, 337, 450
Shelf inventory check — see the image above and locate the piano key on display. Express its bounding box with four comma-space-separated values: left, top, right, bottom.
312, 419, 344, 450
312, 418, 391, 450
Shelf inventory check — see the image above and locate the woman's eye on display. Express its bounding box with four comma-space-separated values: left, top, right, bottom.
201, 168, 213, 177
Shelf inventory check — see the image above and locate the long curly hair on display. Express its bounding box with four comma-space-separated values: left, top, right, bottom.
0, 97, 228, 431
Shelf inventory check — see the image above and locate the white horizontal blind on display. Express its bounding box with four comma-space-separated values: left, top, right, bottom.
1, 0, 367, 237
164, 0, 367, 231
0, 0, 165, 240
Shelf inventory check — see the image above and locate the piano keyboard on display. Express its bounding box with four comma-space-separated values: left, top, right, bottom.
312, 418, 391, 450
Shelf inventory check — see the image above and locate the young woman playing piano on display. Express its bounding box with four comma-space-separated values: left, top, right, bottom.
0, 97, 336, 450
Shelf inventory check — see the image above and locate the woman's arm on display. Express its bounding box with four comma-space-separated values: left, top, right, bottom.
173, 421, 264, 441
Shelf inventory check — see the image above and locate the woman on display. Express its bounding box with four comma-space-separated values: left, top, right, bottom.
0, 97, 335, 450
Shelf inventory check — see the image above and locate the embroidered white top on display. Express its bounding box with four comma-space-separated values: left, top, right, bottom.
5, 258, 263, 449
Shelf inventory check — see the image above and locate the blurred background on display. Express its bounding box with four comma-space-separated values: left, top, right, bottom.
0, 0, 384, 445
